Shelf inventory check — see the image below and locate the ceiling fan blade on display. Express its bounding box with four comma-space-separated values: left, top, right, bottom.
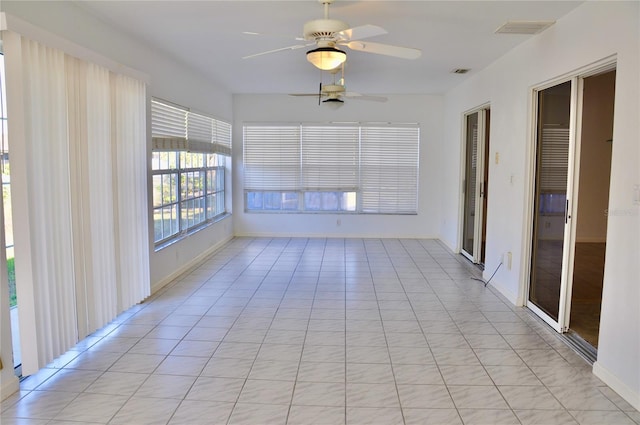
344, 41, 421, 59
289, 94, 322, 97
242, 43, 312, 59
335, 24, 387, 41
345, 92, 388, 103
242, 31, 305, 42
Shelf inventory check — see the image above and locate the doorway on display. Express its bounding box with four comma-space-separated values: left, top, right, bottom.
568, 70, 615, 349
527, 66, 615, 355
461, 107, 490, 266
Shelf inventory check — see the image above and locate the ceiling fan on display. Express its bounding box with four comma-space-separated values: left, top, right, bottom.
289, 64, 387, 107
243, 0, 422, 70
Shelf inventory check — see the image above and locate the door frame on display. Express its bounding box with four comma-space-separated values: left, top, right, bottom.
520, 56, 617, 333
459, 103, 490, 264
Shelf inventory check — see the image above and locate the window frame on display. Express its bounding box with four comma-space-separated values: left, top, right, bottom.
152, 151, 227, 246
151, 98, 231, 247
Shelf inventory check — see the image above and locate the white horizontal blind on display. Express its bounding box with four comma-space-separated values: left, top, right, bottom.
187, 111, 212, 143
360, 126, 420, 214
214, 120, 232, 156
151, 99, 187, 150
301, 125, 359, 191
243, 123, 420, 213
152, 99, 232, 155
244, 125, 301, 191
539, 126, 569, 192
469, 122, 478, 210
187, 112, 216, 154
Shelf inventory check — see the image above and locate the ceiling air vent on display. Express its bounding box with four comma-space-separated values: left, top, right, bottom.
452, 69, 470, 74
495, 21, 556, 35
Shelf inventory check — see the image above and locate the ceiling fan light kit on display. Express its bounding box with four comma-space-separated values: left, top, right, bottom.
323, 98, 345, 109
306, 46, 347, 71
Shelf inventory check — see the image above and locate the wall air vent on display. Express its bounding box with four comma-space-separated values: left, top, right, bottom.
495, 21, 556, 35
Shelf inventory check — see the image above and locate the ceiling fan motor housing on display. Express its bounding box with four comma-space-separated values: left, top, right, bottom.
303, 19, 350, 43
323, 84, 346, 94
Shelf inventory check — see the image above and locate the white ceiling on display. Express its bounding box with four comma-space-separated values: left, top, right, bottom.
76, 0, 583, 96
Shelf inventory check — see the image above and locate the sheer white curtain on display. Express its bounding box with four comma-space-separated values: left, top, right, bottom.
4, 32, 150, 375
67, 58, 119, 337
18, 36, 78, 372
85, 64, 120, 331
113, 74, 150, 310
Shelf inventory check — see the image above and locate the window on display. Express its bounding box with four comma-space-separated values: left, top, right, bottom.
151, 99, 231, 245
361, 126, 419, 214
539, 193, 566, 215
243, 123, 419, 214
304, 191, 356, 211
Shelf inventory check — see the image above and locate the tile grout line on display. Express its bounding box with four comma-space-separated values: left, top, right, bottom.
282, 237, 321, 425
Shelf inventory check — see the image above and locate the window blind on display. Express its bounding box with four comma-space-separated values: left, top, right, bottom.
468, 121, 478, 209
152, 99, 231, 155
539, 126, 569, 192
244, 125, 301, 191
301, 125, 359, 191
214, 120, 232, 156
360, 126, 420, 214
186, 111, 213, 153
243, 123, 420, 214
151, 99, 188, 150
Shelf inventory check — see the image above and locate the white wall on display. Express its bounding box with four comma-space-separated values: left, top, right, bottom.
0, 1, 235, 292
233, 94, 443, 239
441, 1, 639, 409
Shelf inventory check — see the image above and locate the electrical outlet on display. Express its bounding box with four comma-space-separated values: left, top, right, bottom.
504, 251, 512, 270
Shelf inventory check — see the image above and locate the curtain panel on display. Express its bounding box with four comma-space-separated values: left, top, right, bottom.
3, 31, 150, 374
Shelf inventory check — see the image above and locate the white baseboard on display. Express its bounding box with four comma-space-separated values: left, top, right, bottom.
487, 277, 519, 306
437, 237, 458, 253
593, 361, 640, 411
1, 374, 19, 401
150, 235, 234, 294
234, 232, 439, 239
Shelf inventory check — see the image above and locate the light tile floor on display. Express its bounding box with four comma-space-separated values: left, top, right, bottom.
2, 238, 639, 425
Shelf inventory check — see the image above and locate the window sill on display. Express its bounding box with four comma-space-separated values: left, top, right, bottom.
153, 213, 232, 252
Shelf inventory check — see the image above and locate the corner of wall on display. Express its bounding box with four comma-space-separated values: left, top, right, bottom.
150, 234, 234, 295
593, 361, 640, 412
1, 372, 19, 402
487, 276, 519, 306
437, 235, 458, 254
